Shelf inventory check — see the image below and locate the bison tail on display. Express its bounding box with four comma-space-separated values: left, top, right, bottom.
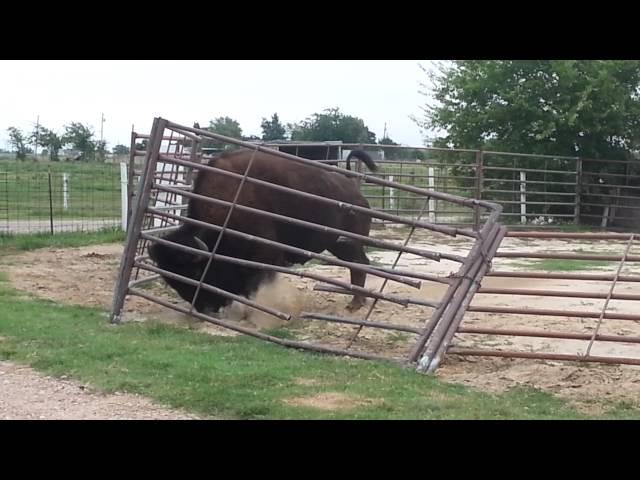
345, 149, 378, 172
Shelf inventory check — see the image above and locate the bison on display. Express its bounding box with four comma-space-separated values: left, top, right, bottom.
148, 148, 378, 315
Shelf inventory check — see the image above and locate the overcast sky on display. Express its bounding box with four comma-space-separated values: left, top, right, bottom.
0, 60, 436, 151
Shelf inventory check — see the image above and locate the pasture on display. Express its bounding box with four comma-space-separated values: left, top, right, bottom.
0, 159, 121, 233
2, 229, 640, 419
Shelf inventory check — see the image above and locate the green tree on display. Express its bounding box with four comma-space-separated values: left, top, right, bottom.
7, 127, 29, 160
95, 140, 107, 161
290, 108, 377, 143
31, 126, 63, 161
205, 116, 243, 150
378, 136, 400, 160
63, 122, 96, 161
113, 144, 130, 155
261, 113, 287, 141
416, 60, 640, 220
417, 60, 640, 159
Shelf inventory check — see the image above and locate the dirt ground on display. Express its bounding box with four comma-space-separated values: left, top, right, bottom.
4, 227, 640, 415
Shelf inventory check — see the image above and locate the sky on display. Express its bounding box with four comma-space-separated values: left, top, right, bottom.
0, 60, 437, 151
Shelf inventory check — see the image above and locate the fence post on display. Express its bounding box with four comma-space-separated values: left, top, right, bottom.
388, 175, 396, 213
120, 162, 128, 231
127, 132, 137, 227
473, 150, 484, 231
62, 173, 69, 211
47, 169, 54, 235
428, 166, 436, 223
520, 170, 527, 224
575, 157, 582, 225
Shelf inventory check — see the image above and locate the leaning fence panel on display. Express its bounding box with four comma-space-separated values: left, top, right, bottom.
110, 118, 503, 371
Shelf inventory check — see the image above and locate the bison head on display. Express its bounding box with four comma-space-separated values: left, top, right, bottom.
147, 226, 230, 314
148, 226, 275, 315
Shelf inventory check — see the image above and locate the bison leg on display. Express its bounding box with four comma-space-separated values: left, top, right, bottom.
328, 236, 370, 311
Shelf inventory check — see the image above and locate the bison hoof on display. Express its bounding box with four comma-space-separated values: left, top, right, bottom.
346, 299, 366, 312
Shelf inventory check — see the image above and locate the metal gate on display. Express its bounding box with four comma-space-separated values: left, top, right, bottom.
111, 118, 504, 372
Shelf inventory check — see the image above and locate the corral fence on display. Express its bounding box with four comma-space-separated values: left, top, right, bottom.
223, 143, 639, 231
451, 231, 640, 367
112, 117, 505, 372
2, 138, 639, 235
329, 145, 640, 231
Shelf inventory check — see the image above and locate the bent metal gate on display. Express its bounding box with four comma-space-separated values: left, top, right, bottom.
110, 117, 504, 374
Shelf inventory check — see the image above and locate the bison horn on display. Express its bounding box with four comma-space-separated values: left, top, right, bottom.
193, 237, 209, 252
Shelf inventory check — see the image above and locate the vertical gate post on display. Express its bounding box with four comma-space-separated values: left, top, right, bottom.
428, 166, 435, 223
575, 157, 582, 225
473, 149, 484, 230
111, 117, 167, 324
120, 162, 128, 231
520, 171, 527, 224
127, 131, 137, 227
47, 169, 54, 235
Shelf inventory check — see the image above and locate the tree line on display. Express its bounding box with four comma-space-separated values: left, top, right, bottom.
5, 122, 130, 162
416, 60, 640, 165
4, 108, 403, 162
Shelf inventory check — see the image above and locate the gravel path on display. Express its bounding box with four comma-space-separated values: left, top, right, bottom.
0, 360, 202, 420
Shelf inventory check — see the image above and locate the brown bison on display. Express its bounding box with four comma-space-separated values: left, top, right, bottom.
148, 148, 378, 315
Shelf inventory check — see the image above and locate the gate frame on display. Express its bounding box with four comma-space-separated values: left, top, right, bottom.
111, 117, 504, 372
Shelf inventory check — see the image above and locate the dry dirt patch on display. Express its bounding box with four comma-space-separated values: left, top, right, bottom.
283, 392, 380, 411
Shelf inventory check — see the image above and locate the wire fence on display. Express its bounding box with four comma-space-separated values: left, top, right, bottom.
0, 159, 123, 235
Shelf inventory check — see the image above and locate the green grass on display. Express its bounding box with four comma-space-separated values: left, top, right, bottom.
0, 160, 121, 219
0, 228, 124, 255
1, 272, 637, 419
522, 258, 616, 271
517, 249, 618, 271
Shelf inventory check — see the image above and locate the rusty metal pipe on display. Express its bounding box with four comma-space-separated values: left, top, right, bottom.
299, 312, 422, 334
146, 207, 422, 289
466, 305, 640, 321
140, 234, 411, 307
457, 326, 640, 344
486, 271, 640, 283
447, 348, 640, 366
476, 287, 640, 301
154, 183, 462, 263
128, 287, 402, 363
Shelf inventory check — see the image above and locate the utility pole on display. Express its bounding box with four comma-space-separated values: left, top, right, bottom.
100, 112, 105, 144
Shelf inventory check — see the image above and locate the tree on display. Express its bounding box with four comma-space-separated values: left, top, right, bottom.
378, 136, 400, 160
205, 116, 243, 150
416, 60, 640, 220
417, 60, 640, 159
95, 140, 107, 161
7, 127, 29, 160
289, 108, 376, 143
261, 113, 287, 141
31, 126, 63, 161
62, 122, 96, 161
113, 144, 130, 155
